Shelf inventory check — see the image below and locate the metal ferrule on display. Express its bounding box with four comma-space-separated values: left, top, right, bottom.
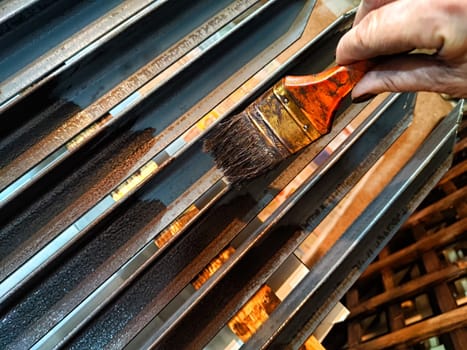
247, 83, 321, 154
273, 81, 322, 140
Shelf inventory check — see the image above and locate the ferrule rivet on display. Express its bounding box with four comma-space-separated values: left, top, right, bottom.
282, 97, 289, 104
303, 124, 309, 131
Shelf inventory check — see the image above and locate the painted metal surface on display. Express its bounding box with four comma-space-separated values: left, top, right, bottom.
0, 0, 309, 301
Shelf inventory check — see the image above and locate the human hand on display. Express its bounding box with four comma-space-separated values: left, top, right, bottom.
336, 0, 467, 100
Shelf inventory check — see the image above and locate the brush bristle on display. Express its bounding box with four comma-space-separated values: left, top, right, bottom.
203, 110, 290, 183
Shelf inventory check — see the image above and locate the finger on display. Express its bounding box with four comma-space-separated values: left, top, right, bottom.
351, 54, 467, 98
354, 0, 398, 25
336, 0, 445, 65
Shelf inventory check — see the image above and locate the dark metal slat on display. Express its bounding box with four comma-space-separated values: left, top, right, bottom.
246, 101, 464, 349
147, 92, 414, 349
0, 0, 311, 307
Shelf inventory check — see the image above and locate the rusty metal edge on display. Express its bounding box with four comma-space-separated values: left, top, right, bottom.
253, 100, 464, 349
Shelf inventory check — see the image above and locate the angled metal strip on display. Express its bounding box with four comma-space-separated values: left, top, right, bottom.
0, 0, 168, 106
30, 171, 229, 350
0, 0, 314, 330
247, 100, 463, 349
145, 93, 413, 349
0, 0, 263, 204
0, 0, 42, 23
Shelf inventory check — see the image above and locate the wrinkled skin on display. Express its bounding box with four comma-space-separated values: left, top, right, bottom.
336, 0, 467, 99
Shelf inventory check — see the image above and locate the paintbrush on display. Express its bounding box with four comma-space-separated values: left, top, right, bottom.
203, 61, 372, 183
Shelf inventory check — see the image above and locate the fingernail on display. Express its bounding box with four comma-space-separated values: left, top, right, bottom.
352, 93, 376, 104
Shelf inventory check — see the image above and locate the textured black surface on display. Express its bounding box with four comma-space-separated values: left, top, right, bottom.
0, 198, 165, 350
0, 128, 156, 280
67, 193, 257, 349
0, 99, 81, 169
105, 194, 258, 349
151, 225, 298, 350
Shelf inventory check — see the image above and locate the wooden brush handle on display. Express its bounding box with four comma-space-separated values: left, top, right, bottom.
282, 61, 373, 135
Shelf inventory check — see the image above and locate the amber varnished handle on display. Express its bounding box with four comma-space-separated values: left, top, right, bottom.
282, 61, 373, 135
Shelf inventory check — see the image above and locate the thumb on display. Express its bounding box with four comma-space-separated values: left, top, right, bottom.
351, 55, 461, 99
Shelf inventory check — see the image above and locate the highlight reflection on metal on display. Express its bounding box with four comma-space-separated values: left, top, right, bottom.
206, 254, 309, 349
192, 246, 237, 290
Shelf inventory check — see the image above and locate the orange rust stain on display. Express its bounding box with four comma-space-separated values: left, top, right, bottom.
191, 246, 236, 290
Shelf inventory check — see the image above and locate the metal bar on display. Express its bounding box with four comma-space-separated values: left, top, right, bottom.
0, 0, 44, 23
30, 173, 228, 349
250, 100, 463, 349
0, 0, 167, 106
147, 93, 414, 349
0, 1, 312, 334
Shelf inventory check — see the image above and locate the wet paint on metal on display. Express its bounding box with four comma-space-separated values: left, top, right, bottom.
0, 0, 312, 303
0, 0, 259, 203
